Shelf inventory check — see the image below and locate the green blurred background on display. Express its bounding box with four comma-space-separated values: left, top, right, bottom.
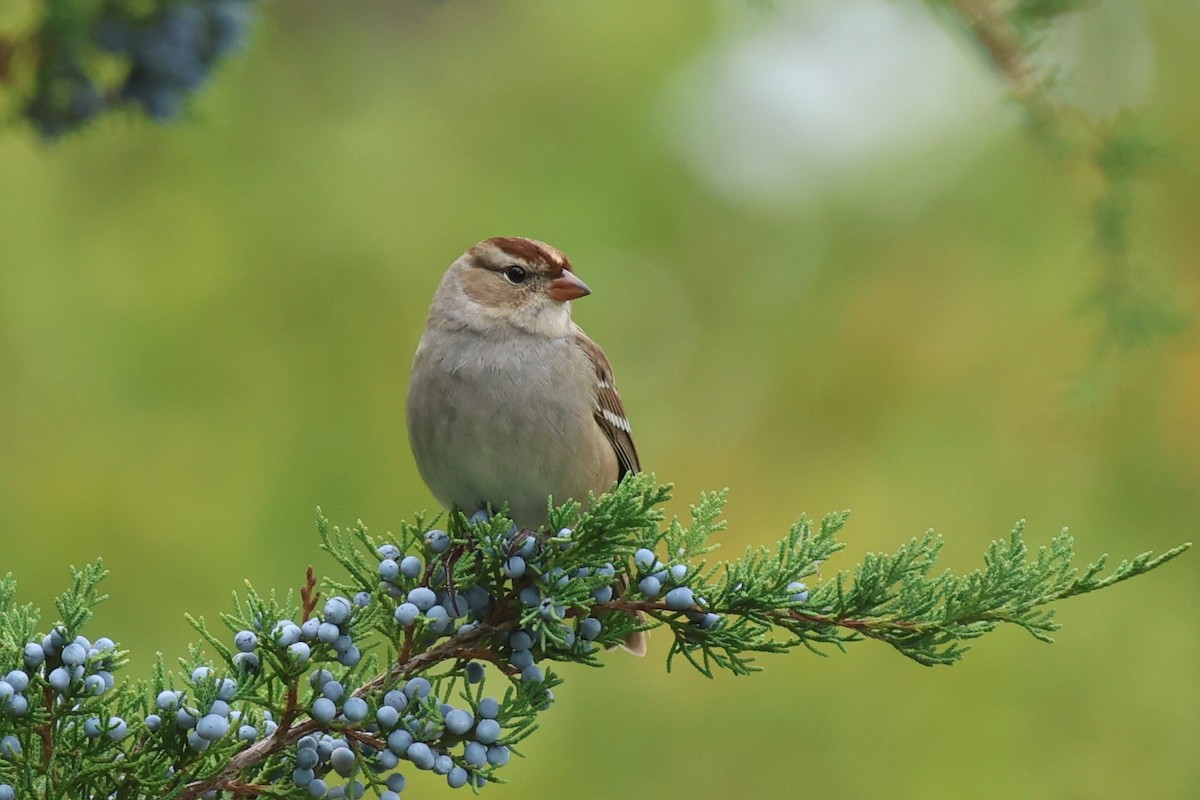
2, 0, 1198, 797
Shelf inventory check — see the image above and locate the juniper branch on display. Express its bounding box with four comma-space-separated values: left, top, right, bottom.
0, 475, 1188, 799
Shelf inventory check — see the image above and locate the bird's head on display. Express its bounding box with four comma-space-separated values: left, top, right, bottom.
435, 236, 590, 337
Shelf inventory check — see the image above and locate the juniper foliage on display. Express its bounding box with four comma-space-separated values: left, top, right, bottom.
0, 475, 1188, 799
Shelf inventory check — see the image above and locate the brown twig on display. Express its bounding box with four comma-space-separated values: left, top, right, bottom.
950, 0, 1039, 99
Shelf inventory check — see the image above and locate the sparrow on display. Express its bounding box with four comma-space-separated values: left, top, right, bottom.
406, 235, 641, 532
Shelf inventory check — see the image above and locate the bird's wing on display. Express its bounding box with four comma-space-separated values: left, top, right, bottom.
573, 328, 641, 477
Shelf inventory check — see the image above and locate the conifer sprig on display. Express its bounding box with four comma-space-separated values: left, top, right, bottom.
0, 475, 1188, 799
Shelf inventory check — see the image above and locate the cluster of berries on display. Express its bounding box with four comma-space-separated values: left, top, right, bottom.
25, 0, 255, 138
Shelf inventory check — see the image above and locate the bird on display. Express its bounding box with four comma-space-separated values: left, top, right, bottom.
406, 235, 640, 528
406, 236, 645, 654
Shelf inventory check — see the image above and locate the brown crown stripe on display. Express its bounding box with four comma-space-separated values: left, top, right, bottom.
486, 237, 573, 272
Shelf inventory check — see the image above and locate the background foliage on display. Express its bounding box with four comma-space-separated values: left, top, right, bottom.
0, 0, 1197, 798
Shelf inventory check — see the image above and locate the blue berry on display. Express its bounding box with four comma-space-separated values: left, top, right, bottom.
379, 559, 401, 582
0, 735, 19, 757
465, 662, 485, 684
376, 705, 400, 729
444, 708, 474, 735
324, 596, 353, 625
296, 746, 320, 770
464, 740, 487, 767
84, 717, 105, 738
233, 651, 260, 672
47, 667, 72, 693
468, 509, 490, 524
408, 587, 437, 611
238, 724, 257, 741
664, 586, 695, 610
580, 617, 603, 640
311, 697, 337, 723
521, 665, 544, 683
274, 623, 302, 647
187, 729, 210, 751
301, 618, 321, 639
405, 676, 432, 699
317, 622, 341, 644
377, 544, 401, 561
592, 585, 614, 603
0, 784, 13, 800
475, 718, 501, 744
287, 642, 311, 664
510, 649, 534, 670
487, 744, 510, 766
425, 605, 452, 634
176, 706, 198, 729
434, 753, 454, 774
330, 746, 357, 776
343, 697, 369, 722
503, 556, 526, 578
44, 628, 65, 655
400, 555, 423, 578
307, 779, 328, 798
406, 741, 435, 770
354, 591, 372, 607
477, 697, 500, 719
145, 713, 162, 730
292, 767, 315, 786
518, 585, 541, 606
61, 642, 88, 667
217, 678, 238, 701
5, 672, 29, 694
23, 642, 45, 667
638, 576, 662, 598
394, 602, 420, 626
157, 690, 181, 710
634, 548, 656, 570
670, 564, 688, 582
322, 681, 345, 702
448, 766, 469, 788
445, 593, 471, 619
424, 529, 451, 553
106, 716, 128, 741
387, 729, 414, 755
234, 631, 258, 652
509, 631, 533, 651
386, 773, 407, 792
787, 581, 810, 603
5, 695, 28, 716
196, 714, 229, 741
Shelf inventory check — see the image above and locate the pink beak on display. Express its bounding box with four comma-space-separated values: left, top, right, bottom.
546, 271, 592, 302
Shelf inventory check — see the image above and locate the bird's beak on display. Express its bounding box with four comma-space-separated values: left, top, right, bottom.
546, 272, 592, 302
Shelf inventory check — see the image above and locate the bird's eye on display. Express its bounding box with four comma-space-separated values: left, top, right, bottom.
502, 265, 527, 285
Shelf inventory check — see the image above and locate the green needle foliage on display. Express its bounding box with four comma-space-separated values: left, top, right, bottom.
0, 475, 1189, 798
